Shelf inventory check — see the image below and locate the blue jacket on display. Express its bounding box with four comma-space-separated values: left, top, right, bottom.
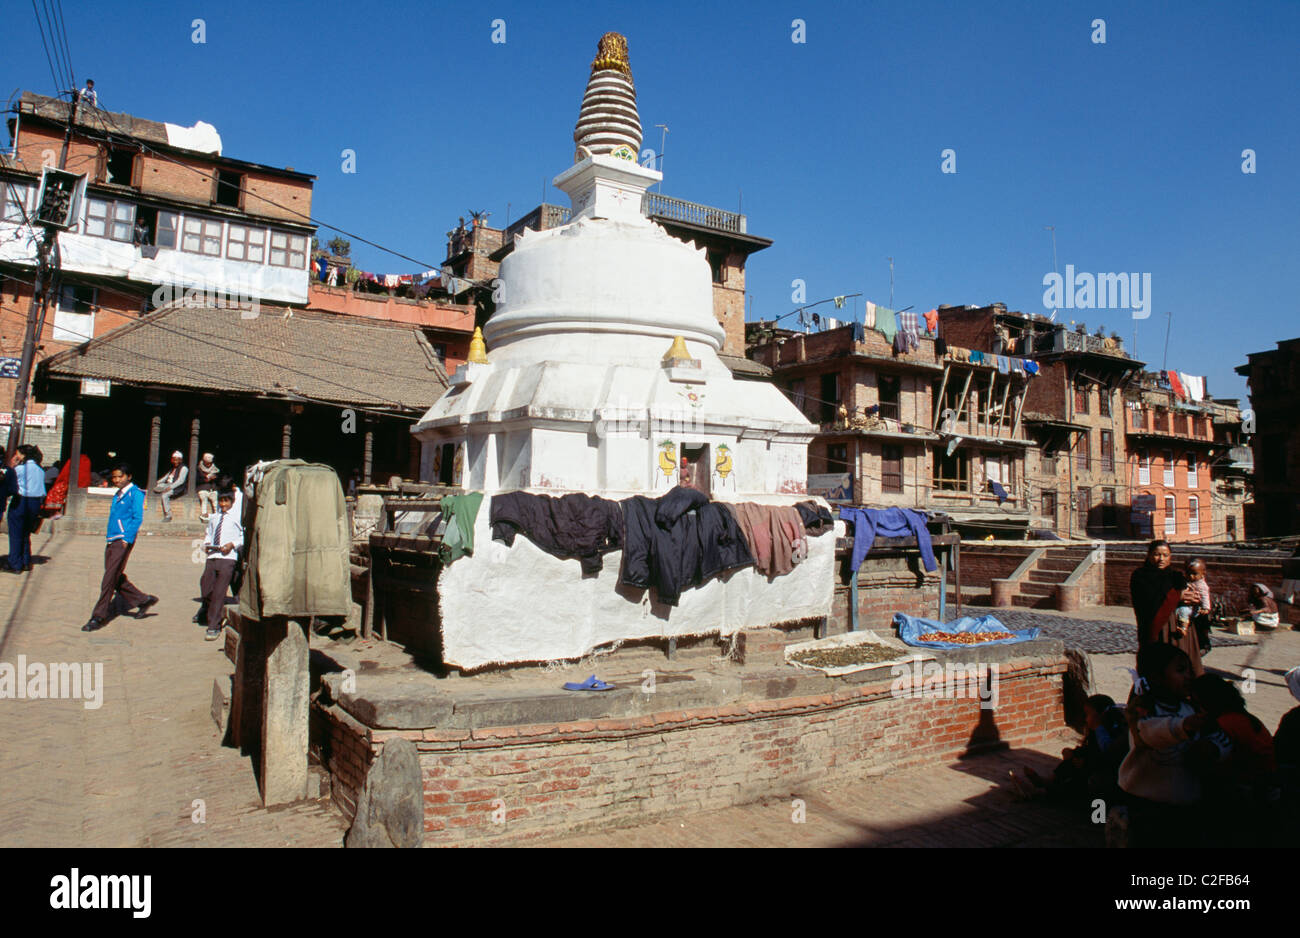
107, 483, 144, 544
840, 506, 936, 573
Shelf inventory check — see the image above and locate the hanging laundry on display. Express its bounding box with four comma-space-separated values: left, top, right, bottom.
989, 481, 1009, 505
489, 492, 624, 574
864, 301, 877, 329
1010, 358, 1024, 375
398, 274, 414, 284
997, 355, 1010, 374
826, 317, 839, 331
875, 306, 897, 342
970, 350, 984, 364
1024, 361, 1040, 376
838, 507, 936, 573
923, 308, 939, 334
935, 336, 948, 357
833, 295, 846, 309
620, 487, 753, 606
1165, 371, 1187, 400
898, 311, 920, 351
852, 322, 865, 342
439, 493, 484, 563
1180, 373, 1205, 401
793, 500, 834, 536
722, 502, 804, 577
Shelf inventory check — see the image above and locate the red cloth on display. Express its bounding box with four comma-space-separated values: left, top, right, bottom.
42, 454, 92, 512
923, 309, 938, 333
1165, 370, 1187, 400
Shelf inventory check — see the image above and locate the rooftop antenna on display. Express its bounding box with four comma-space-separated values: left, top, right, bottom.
888, 256, 895, 308
1161, 311, 1173, 373
654, 123, 669, 192
1044, 225, 1059, 322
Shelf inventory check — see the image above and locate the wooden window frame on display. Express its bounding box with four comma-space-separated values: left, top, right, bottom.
182, 215, 224, 257
881, 444, 903, 494
932, 450, 969, 492
269, 230, 308, 269
226, 223, 267, 263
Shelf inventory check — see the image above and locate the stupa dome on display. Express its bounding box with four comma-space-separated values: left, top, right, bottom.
573, 32, 642, 161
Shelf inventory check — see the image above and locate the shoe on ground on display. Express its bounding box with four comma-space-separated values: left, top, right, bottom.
81, 617, 107, 632
133, 595, 159, 618
192, 609, 207, 625
204, 627, 222, 641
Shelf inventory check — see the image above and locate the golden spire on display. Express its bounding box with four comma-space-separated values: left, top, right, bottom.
662, 335, 692, 364
590, 32, 631, 76
468, 327, 489, 364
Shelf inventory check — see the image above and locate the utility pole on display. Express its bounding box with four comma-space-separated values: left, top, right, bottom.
887, 256, 894, 309
1161, 311, 1173, 373
8, 90, 80, 459
654, 123, 668, 192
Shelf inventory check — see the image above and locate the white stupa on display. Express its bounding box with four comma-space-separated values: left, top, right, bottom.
414, 32, 814, 496
411, 34, 831, 669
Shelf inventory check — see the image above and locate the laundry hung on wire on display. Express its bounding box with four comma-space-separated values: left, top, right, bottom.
620, 486, 754, 606
838, 507, 936, 574
488, 492, 624, 574
794, 500, 834, 536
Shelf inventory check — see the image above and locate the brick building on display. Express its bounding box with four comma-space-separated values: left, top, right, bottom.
456, 193, 770, 360
1123, 371, 1247, 542
1235, 337, 1300, 538
746, 321, 1035, 535
1, 91, 315, 453
937, 304, 1142, 539
305, 284, 476, 372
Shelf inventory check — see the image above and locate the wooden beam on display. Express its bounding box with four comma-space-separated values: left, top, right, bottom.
997, 375, 1012, 438
1012, 384, 1026, 439
955, 369, 973, 426
933, 363, 951, 428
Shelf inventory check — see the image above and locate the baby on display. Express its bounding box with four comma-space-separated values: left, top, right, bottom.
1174, 558, 1211, 639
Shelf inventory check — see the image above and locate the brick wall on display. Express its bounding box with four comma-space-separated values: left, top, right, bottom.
313, 654, 1065, 844
310, 701, 374, 823
948, 545, 1036, 590
1104, 548, 1299, 624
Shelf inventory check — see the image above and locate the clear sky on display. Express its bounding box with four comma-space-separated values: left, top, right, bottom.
6, 0, 1298, 400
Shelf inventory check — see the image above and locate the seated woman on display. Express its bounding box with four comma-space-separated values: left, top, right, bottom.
1247, 583, 1280, 629
1130, 539, 1205, 676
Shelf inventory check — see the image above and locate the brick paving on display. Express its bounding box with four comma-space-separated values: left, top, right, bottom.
3, 533, 1294, 848
0, 531, 346, 848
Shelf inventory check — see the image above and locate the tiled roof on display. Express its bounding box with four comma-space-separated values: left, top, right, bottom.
39, 304, 447, 411
719, 353, 772, 378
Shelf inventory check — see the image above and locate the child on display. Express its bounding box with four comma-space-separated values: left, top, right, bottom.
1174, 559, 1212, 652
1190, 674, 1275, 788
1116, 643, 1230, 846
195, 489, 243, 641
1013, 694, 1129, 806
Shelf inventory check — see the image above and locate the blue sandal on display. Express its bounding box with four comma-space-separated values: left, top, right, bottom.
563, 674, 614, 692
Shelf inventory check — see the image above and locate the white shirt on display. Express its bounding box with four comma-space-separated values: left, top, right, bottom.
204, 504, 244, 555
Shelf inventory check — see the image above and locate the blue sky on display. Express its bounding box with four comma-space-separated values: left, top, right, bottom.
7, 0, 1298, 400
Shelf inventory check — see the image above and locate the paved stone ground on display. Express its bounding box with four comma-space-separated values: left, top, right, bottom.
3, 534, 1295, 848
0, 531, 346, 847
994, 609, 1252, 654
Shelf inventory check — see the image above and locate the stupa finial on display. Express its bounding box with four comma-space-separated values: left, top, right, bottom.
573, 31, 642, 162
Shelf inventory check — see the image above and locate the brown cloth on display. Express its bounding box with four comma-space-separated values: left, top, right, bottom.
92, 540, 150, 620
724, 503, 804, 577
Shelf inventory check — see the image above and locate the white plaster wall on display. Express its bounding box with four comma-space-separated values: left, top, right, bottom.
437, 494, 839, 669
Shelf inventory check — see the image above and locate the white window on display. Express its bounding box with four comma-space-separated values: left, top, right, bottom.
1162, 449, 1175, 487
2, 182, 30, 222
1137, 449, 1150, 485
155, 211, 179, 249
226, 224, 266, 263
83, 197, 135, 241
1186, 453, 1198, 488
182, 215, 223, 256
84, 197, 110, 237
1164, 496, 1176, 536
1188, 496, 1200, 536
269, 231, 307, 268
54, 285, 96, 342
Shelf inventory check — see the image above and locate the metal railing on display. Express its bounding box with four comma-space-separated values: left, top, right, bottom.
502, 203, 572, 246
641, 192, 746, 233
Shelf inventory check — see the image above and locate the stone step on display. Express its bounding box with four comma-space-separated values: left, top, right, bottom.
1037, 558, 1079, 573
1018, 580, 1057, 597
1012, 593, 1056, 609
1026, 568, 1070, 584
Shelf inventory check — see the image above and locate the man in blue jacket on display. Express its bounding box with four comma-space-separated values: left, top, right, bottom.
83, 462, 157, 632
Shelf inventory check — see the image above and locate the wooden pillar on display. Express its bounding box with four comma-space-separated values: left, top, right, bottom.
280, 418, 291, 459
67, 407, 84, 517
187, 412, 200, 481
146, 412, 162, 493
363, 423, 374, 484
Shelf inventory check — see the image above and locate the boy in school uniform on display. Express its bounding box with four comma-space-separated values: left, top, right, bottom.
83, 462, 157, 632
196, 489, 243, 641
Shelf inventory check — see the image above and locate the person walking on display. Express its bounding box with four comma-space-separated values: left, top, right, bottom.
83, 462, 157, 632
153, 451, 188, 521
194, 488, 243, 641
5, 445, 46, 572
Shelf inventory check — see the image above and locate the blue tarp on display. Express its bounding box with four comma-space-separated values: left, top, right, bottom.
893, 612, 1041, 649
